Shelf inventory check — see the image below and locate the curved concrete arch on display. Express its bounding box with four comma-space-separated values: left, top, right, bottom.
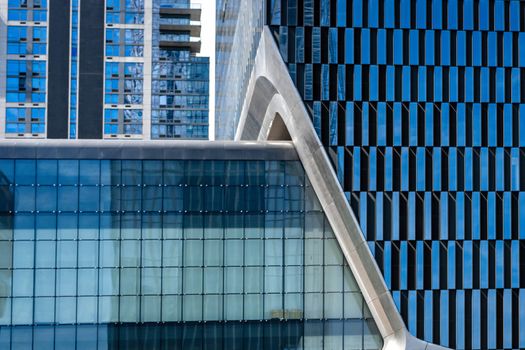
260, 94, 294, 142
236, 26, 448, 350
266, 112, 291, 141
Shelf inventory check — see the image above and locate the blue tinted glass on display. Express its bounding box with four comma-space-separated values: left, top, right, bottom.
354, 65, 361, 101
402, 66, 410, 101
386, 66, 395, 101
448, 0, 458, 29
409, 103, 418, 145
377, 103, 386, 146
58, 160, 78, 185
384, 0, 394, 28
399, 0, 410, 28
465, 68, 474, 101
441, 31, 450, 65
377, 29, 386, 64
393, 103, 402, 145
336, 0, 345, 26
370, 66, 378, 101
512, 68, 520, 102
519, 33, 525, 67
457, 31, 466, 66
457, 104, 465, 146
464, 0, 474, 30
361, 29, 369, 64
434, 67, 442, 101
15, 160, 36, 185
425, 30, 434, 65
425, 103, 433, 145
409, 30, 418, 65
345, 29, 353, 64
494, 1, 505, 31
0, 160, 15, 184
394, 30, 403, 64
488, 32, 497, 66
480, 0, 489, 29
432, 0, 442, 28
449, 67, 458, 101
353, 0, 362, 27
368, 0, 378, 27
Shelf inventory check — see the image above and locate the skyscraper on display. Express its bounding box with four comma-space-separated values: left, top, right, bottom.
215, 0, 263, 139
1, 2, 404, 349
216, 1, 525, 349
0, 0, 209, 140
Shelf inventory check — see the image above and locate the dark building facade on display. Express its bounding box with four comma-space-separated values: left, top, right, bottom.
216, 1, 525, 349
1, 0, 209, 140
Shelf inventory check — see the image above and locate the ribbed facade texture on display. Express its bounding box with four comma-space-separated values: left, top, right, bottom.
216, 0, 525, 349
1, 0, 209, 140
68, 0, 79, 138
215, 0, 263, 139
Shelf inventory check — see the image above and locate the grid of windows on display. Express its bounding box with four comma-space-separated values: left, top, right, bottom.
7, 0, 47, 22
106, 0, 144, 24
0, 158, 381, 349
5, 0, 48, 138
7, 26, 47, 55
105, 28, 144, 57
264, 1, 525, 349
103, 0, 145, 138
5, 108, 45, 135
104, 62, 144, 105
151, 0, 209, 139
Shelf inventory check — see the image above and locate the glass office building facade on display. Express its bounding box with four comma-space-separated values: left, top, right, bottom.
103, 0, 146, 138
4, 0, 48, 138
151, 0, 209, 139
0, 145, 382, 349
216, 0, 525, 349
1, 0, 209, 140
215, 0, 264, 139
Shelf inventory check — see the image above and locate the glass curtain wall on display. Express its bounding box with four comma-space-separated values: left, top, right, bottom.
0, 158, 382, 349
215, 0, 264, 139
263, 1, 525, 349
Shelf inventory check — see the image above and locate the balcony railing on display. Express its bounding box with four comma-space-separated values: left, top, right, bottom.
159, 1, 201, 10
159, 17, 200, 26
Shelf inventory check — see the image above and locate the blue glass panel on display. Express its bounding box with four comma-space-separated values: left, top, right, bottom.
384, 0, 394, 28
345, 29, 354, 64
352, 0, 362, 27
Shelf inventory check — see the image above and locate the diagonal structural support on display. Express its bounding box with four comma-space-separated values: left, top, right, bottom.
236, 26, 449, 350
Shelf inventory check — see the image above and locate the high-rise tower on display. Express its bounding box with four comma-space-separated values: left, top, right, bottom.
0, 0, 209, 140
216, 1, 525, 349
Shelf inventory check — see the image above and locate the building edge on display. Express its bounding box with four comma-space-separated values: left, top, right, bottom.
235, 25, 449, 350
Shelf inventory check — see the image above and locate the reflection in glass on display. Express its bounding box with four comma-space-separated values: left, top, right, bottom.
0, 159, 382, 348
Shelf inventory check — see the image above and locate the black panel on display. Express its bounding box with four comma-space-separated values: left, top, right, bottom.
47, 0, 71, 139
78, 0, 105, 139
